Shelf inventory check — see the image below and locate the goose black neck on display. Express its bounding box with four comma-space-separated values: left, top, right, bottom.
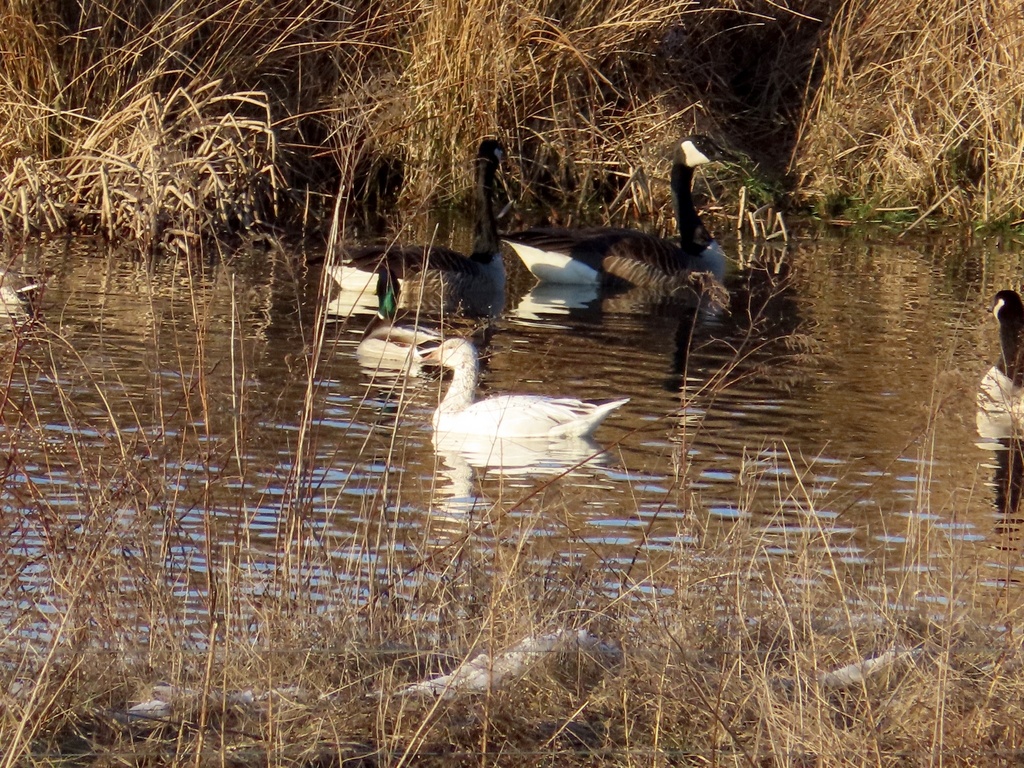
671, 162, 706, 254
470, 156, 500, 264
1000, 315, 1023, 381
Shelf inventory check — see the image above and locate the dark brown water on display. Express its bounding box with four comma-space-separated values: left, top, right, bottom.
3, 230, 1024, 639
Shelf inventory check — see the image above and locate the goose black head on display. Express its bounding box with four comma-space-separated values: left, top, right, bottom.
676, 135, 735, 168
993, 289, 1024, 326
477, 139, 504, 167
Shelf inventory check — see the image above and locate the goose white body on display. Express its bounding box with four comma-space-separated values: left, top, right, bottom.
434, 393, 628, 439
425, 338, 628, 439
508, 243, 601, 285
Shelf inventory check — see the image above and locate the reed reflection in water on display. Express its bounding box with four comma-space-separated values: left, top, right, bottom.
2, 233, 1024, 638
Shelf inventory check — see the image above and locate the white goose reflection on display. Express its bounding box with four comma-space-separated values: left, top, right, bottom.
430, 431, 616, 517
514, 282, 600, 323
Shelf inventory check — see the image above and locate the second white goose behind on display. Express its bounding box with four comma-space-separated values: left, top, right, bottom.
424, 338, 628, 439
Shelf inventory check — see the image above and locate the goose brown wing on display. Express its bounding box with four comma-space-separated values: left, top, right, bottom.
506, 226, 701, 285
345, 245, 481, 279
591, 232, 696, 286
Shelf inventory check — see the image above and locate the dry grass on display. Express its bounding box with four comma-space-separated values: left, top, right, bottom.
6, 2, 1024, 764
794, 0, 1024, 224
0, 0, 337, 249
6, 0, 1024, 241
0, 0, 837, 252
4, 431, 1023, 765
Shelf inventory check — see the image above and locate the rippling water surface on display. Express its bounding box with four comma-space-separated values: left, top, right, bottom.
3, 230, 1024, 639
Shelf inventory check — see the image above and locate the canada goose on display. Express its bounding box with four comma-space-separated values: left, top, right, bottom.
355, 268, 441, 374
503, 134, 733, 288
328, 139, 505, 315
423, 337, 628, 439
977, 290, 1024, 436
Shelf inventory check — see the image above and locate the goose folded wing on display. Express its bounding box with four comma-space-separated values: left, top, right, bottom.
448, 395, 600, 437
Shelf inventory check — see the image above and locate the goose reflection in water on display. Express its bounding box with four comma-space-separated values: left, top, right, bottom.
977, 389, 1024, 544
986, 438, 1024, 546
513, 278, 723, 396
430, 432, 615, 519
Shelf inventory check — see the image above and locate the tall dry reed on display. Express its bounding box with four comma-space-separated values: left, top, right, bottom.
794, 0, 1024, 224
0, 0, 835, 251
8, 0, 1024, 239
0, 0, 345, 249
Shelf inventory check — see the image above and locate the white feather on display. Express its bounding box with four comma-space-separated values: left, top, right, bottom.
504, 242, 601, 285
424, 338, 628, 439
977, 366, 1024, 439
679, 138, 711, 167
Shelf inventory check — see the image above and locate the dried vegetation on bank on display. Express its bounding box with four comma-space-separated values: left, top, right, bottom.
4, 385, 1021, 766
6, 0, 1021, 247
795, 0, 1024, 225
0, 0, 826, 256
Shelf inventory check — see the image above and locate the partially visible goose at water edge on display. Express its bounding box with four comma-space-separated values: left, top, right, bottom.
977, 289, 1024, 438
424, 338, 628, 439
502, 134, 734, 290
1, 267, 44, 320
327, 139, 506, 316
356, 267, 442, 375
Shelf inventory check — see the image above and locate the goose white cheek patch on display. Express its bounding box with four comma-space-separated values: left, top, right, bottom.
994, 297, 1006, 321
680, 141, 711, 167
